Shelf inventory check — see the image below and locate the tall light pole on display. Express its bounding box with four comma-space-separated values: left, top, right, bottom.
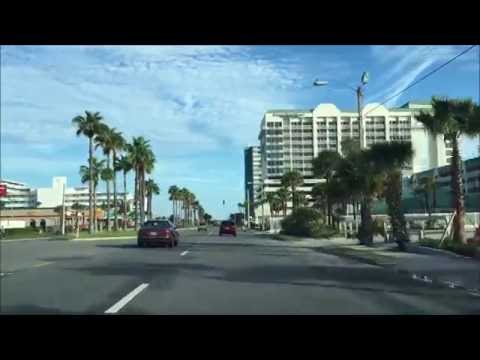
313, 72, 369, 149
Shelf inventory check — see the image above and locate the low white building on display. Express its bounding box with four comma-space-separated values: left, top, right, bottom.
36, 177, 134, 209
0, 179, 37, 209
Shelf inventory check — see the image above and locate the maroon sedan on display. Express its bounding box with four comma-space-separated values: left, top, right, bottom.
137, 220, 179, 248
219, 221, 237, 237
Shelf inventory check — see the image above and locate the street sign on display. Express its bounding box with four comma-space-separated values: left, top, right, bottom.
0, 185, 7, 197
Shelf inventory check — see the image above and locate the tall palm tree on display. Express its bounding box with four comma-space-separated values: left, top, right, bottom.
414, 175, 437, 216
79, 157, 105, 233
94, 124, 115, 231
313, 150, 342, 225
334, 148, 384, 245
417, 97, 480, 243
276, 187, 290, 217
72, 111, 105, 233
168, 185, 180, 225
281, 170, 303, 210
145, 179, 160, 220
100, 167, 114, 229
127, 137, 155, 228
367, 142, 414, 250
110, 130, 126, 231
114, 155, 132, 231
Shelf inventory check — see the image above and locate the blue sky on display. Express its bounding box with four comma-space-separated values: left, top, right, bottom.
1, 45, 479, 218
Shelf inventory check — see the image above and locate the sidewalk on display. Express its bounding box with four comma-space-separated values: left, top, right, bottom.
271, 233, 480, 294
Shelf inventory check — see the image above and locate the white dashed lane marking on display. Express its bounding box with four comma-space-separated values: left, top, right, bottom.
105, 283, 149, 314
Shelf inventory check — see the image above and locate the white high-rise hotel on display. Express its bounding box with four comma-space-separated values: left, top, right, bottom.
256, 101, 452, 214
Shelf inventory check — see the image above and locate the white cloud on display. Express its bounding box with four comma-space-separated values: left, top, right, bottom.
367, 45, 477, 106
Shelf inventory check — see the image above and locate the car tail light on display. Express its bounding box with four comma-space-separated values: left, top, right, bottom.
158, 229, 170, 237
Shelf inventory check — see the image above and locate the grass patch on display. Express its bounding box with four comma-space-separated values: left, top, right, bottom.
76, 229, 137, 239
318, 245, 395, 266
419, 237, 479, 258
1, 228, 55, 240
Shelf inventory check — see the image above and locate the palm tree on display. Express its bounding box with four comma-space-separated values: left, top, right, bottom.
313, 150, 342, 225
94, 124, 114, 231
110, 130, 126, 231
79, 157, 106, 232
276, 187, 290, 217
168, 185, 180, 225
145, 179, 160, 220
72, 111, 105, 233
127, 137, 155, 228
281, 170, 303, 210
414, 175, 437, 216
334, 149, 384, 245
265, 192, 278, 217
100, 167, 114, 229
367, 142, 414, 250
417, 97, 480, 243
115, 155, 132, 231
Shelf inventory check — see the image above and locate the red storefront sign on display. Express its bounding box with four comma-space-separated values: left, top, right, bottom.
0, 185, 7, 197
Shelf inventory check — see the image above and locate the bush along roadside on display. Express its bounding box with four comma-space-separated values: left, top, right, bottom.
280, 207, 339, 239
419, 237, 480, 258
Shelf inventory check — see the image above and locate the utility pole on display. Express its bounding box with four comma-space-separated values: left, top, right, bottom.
261, 185, 265, 231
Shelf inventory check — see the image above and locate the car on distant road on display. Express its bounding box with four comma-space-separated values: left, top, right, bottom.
197, 222, 208, 232
219, 221, 237, 237
137, 220, 179, 248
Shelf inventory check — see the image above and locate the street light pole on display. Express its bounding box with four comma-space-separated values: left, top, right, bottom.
61, 183, 66, 235
314, 71, 369, 150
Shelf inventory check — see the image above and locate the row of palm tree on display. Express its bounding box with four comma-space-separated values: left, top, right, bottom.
72, 111, 160, 234
310, 97, 480, 246
168, 186, 204, 226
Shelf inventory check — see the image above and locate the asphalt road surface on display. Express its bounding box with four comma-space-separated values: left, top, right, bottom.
1, 228, 480, 314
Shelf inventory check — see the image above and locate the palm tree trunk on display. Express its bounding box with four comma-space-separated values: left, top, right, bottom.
134, 167, 138, 230
113, 150, 118, 231
385, 170, 409, 249
139, 168, 145, 225
106, 152, 111, 232
88, 137, 94, 234
451, 137, 466, 244
93, 184, 97, 232
123, 171, 127, 231
359, 195, 374, 245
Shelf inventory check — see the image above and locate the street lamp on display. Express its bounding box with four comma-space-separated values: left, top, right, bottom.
313, 72, 369, 149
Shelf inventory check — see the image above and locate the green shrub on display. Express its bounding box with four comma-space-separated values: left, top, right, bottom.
281, 208, 337, 238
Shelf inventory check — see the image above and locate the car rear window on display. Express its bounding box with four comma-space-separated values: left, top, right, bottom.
143, 221, 171, 228
221, 221, 234, 226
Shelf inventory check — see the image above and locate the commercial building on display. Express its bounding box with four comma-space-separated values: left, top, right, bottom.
256, 101, 452, 215
0, 180, 37, 209
244, 146, 262, 221
408, 156, 480, 197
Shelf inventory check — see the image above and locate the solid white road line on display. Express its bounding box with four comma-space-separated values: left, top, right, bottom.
180, 250, 189, 256
105, 283, 149, 314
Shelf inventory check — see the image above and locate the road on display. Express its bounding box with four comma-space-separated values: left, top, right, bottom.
1, 228, 480, 314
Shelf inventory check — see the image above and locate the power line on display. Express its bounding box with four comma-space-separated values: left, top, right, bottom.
364, 45, 478, 116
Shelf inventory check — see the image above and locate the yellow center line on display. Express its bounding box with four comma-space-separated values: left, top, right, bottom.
32, 261, 53, 268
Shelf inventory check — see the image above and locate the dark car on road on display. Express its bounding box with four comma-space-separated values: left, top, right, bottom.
138, 220, 179, 248
219, 221, 237, 237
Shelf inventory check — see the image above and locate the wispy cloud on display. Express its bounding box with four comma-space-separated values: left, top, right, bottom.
367, 45, 476, 106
